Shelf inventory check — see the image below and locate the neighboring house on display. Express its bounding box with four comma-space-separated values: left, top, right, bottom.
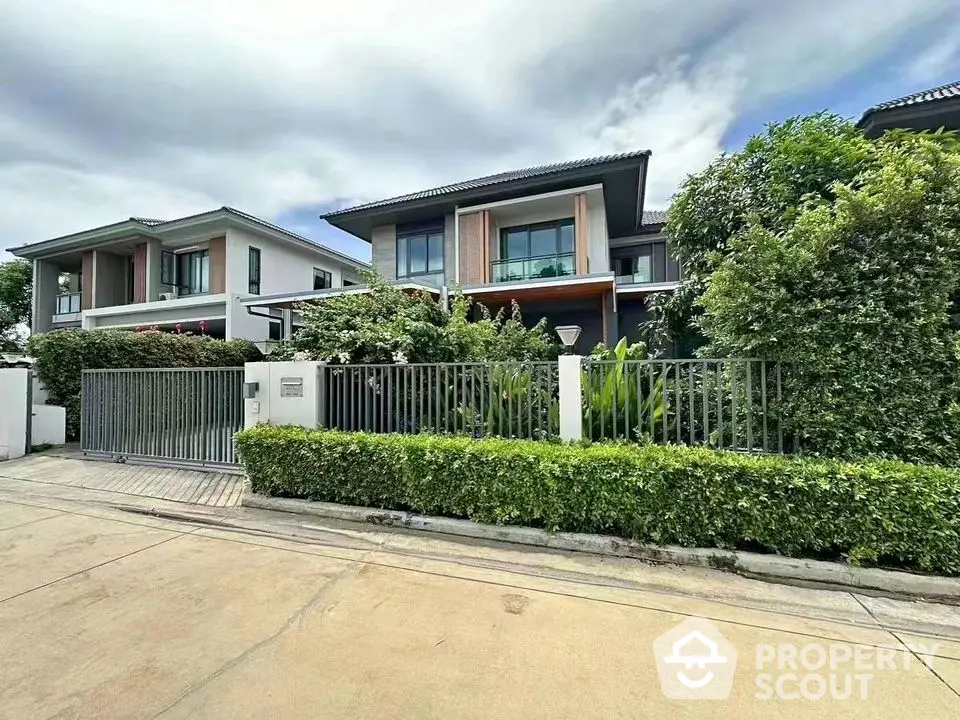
858, 80, 960, 137
7, 207, 367, 343
280, 151, 678, 352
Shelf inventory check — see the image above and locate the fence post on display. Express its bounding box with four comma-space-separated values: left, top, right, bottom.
558, 355, 583, 441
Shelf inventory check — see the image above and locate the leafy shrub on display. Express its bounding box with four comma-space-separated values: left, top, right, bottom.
236, 426, 960, 576
28, 329, 262, 439
701, 131, 960, 464
271, 271, 558, 363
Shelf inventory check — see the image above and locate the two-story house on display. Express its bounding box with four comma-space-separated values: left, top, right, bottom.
316, 151, 678, 351
7, 206, 367, 343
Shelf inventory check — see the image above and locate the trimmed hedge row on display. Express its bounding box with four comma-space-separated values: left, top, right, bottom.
235, 426, 960, 576
29, 329, 262, 439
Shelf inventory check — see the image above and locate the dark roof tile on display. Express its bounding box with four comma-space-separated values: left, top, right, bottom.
641, 209, 668, 226
322, 150, 651, 218
862, 80, 960, 117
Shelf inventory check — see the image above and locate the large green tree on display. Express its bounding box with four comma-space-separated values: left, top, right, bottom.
647, 113, 874, 349
0, 259, 32, 351
699, 130, 960, 464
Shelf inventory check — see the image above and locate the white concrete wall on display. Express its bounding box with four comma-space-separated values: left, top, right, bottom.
243, 361, 324, 429
31, 405, 65, 446
585, 193, 610, 273
83, 295, 228, 330
226, 228, 346, 297
0, 369, 30, 460
227, 294, 277, 343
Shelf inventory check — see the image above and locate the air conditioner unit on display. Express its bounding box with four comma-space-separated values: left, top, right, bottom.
159, 291, 178, 301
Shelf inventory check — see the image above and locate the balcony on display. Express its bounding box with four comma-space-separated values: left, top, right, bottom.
490, 252, 576, 284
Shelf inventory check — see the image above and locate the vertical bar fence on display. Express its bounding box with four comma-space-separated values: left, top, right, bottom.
323, 362, 560, 440
81, 367, 245, 466
581, 358, 792, 453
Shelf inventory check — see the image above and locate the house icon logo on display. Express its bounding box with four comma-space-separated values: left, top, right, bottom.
653, 618, 738, 700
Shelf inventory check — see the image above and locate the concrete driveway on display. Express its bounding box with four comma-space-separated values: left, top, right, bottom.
0, 466, 958, 718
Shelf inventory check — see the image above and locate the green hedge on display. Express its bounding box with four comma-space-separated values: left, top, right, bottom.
28, 329, 262, 439
235, 426, 960, 576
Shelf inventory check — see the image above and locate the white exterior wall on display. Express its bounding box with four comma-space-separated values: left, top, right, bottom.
225, 228, 345, 297
32, 405, 66, 446
0, 369, 30, 460
585, 193, 610, 274
225, 227, 352, 342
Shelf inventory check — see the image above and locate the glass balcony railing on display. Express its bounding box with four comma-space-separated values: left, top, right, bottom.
490, 252, 576, 283
55, 292, 82, 315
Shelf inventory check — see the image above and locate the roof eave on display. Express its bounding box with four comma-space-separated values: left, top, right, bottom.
322, 153, 652, 241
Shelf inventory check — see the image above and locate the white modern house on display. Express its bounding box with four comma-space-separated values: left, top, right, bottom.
7, 207, 368, 343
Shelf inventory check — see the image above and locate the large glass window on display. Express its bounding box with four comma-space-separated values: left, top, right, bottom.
612, 241, 678, 284
493, 218, 575, 282
248, 247, 261, 295
160, 252, 176, 285
177, 249, 210, 295
313, 268, 332, 290
396, 230, 444, 278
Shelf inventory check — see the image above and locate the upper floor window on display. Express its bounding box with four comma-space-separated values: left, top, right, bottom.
612, 240, 679, 284
160, 252, 176, 285
396, 220, 444, 279
178, 249, 209, 295
343, 278, 358, 287
493, 218, 575, 282
313, 268, 332, 290
248, 247, 261, 295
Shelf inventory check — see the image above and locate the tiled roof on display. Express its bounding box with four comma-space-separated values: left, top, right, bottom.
323, 150, 651, 218
862, 80, 960, 116
9, 207, 369, 267
642, 209, 668, 226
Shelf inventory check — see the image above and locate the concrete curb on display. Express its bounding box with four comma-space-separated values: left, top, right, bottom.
242, 492, 960, 602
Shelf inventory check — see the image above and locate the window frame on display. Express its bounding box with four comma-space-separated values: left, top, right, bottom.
160, 251, 176, 285
313, 268, 333, 290
177, 249, 210, 296
248, 247, 261, 295
499, 218, 575, 260
396, 222, 445, 279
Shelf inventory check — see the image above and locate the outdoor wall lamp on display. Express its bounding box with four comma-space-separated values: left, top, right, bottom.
555, 325, 582, 355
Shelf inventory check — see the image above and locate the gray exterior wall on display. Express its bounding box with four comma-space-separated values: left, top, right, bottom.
32, 260, 60, 333
371, 224, 397, 280
371, 214, 456, 285
443, 213, 456, 285
94, 251, 128, 308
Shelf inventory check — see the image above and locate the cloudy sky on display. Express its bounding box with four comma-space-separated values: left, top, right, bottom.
1, 0, 958, 262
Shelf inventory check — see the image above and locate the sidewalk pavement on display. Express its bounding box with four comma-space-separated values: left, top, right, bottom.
0, 467, 957, 718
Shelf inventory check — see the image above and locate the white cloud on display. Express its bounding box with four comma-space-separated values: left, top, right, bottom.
0, 0, 956, 252
904, 36, 960, 83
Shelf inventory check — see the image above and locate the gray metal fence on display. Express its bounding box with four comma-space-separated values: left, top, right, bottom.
582, 358, 790, 453
324, 362, 560, 439
81, 367, 245, 467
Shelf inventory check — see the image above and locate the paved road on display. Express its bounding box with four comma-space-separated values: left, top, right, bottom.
0, 466, 958, 718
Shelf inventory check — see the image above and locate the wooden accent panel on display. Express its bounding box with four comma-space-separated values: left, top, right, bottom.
208, 236, 226, 294
458, 213, 485, 285
132, 243, 147, 303
81, 251, 94, 310
574, 194, 588, 274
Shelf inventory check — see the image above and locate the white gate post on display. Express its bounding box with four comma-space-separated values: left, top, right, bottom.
557, 355, 583, 441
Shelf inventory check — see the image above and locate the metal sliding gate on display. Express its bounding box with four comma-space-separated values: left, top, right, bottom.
81, 368, 245, 467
